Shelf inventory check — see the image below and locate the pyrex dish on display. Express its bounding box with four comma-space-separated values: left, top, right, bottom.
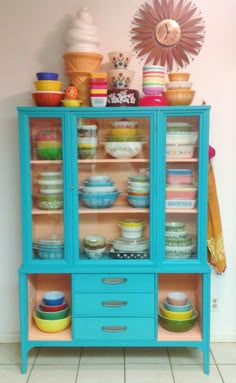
104, 135, 143, 142
118, 223, 144, 239
36, 72, 59, 80
37, 179, 63, 189
34, 80, 62, 92
166, 200, 196, 209
128, 175, 149, 183
126, 194, 149, 208
111, 237, 149, 252
168, 72, 190, 82
79, 191, 120, 208
165, 244, 194, 259
38, 171, 62, 180
78, 125, 97, 137
33, 312, 71, 333
35, 140, 62, 149
163, 299, 192, 312
36, 194, 63, 210
109, 127, 140, 137
166, 144, 195, 159
43, 291, 64, 306
108, 51, 132, 68
81, 185, 116, 193
36, 147, 62, 160
103, 141, 144, 159
39, 299, 67, 312
110, 250, 150, 260
158, 310, 198, 332
166, 131, 198, 145
167, 291, 188, 305
84, 246, 106, 259
166, 222, 185, 232
36, 306, 70, 320
165, 235, 192, 247
118, 219, 145, 227
88, 175, 110, 182
166, 122, 193, 132
159, 304, 194, 320
110, 120, 138, 128
33, 238, 64, 260
83, 236, 106, 248
32, 92, 64, 107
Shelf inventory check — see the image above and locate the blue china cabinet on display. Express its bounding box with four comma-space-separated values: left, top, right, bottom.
17, 105, 211, 374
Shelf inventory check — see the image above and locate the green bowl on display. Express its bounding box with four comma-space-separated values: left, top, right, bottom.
165, 235, 192, 247
36, 305, 69, 320
36, 147, 62, 160
158, 310, 198, 332
36, 194, 63, 210
104, 136, 143, 142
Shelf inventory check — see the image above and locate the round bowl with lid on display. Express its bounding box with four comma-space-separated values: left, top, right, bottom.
166, 222, 185, 232
83, 235, 106, 248
118, 223, 144, 239
118, 219, 145, 228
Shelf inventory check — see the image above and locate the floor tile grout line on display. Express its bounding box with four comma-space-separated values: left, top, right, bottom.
167, 348, 176, 383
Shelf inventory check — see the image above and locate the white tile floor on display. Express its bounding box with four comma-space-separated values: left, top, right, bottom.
0, 343, 235, 383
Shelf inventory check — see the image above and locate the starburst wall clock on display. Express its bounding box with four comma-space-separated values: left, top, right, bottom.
130, 0, 205, 71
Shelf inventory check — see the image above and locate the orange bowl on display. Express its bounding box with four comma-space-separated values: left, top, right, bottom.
162, 89, 195, 106
168, 72, 190, 82
128, 191, 149, 197
32, 91, 64, 107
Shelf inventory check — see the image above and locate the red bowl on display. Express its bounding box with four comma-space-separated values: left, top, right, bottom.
35, 134, 61, 141
39, 299, 68, 312
32, 91, 64, 107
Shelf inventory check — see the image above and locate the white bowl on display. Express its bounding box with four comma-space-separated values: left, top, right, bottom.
103, 141, 143, 159
84, 246, 106, 259
87, 175, 110, 182
165, 81, 192, 90
118, 224, 144, 239
112, 238, 149, 252
110, 120, 138, 128
39, 189, 63, 195
166, 132, 198, 145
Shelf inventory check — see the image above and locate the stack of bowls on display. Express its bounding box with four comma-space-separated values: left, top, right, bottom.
126, 174, 150, 208
33, 238, 64, 260
90, 72, 108, 107
83, 235, 106, 259
165, 222, 194, 259
111, 233, 149, 260
78, 123, 98, 159
159, 291, 198, 332
35, 132, 62, 160
32, 72, 64, 107
79, 175, 120, 208
107, 50, 134, 89
163, 72, 195, 106
33, 291, 71, 333
166, 168, 197, 209
142, 65, 165, 96
36, 171, 63, 210
166, 122, 198, 160
103, 119, 145, 159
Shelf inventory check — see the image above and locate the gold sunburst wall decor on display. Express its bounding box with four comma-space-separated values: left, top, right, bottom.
130, 0, 205, 71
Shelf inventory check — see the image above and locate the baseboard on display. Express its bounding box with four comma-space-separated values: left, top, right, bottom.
0, 333, 20, 343
1, 332, 236, 344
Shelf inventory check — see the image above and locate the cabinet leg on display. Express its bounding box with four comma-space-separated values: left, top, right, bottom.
203, 348, 210, 374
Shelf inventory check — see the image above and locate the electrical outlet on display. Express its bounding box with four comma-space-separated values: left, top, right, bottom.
211, 297, 219, 311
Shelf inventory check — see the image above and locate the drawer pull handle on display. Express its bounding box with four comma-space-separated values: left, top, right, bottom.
102, 300, 127, 308
102, 326, 127, 333
102, 278, 127, 285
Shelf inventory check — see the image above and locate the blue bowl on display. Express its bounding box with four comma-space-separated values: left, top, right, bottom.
36, 72, 59, 80
126, 194, 149, 208
163, 299, 192, 312
83, 181, 115, 187
43, 291, 64, 306
38, 247, 64, 260
79, 191, 120, 208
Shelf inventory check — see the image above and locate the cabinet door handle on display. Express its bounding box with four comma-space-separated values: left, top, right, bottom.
102, 326, 127, 333
101, 300, 127, 307
102, 278, 127, 285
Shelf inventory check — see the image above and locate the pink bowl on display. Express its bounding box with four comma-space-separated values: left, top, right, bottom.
166, 174, 193, 185
166, 189, 197, 199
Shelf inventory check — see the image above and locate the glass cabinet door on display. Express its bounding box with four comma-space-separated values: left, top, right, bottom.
29, 117, 65, 263
77, 114, 153, 263
164, 114, 207, 265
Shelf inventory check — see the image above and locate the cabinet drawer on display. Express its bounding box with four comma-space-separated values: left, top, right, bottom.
73, 274, 155, 292
73, 293, 155, 316
74, 317, 155, 340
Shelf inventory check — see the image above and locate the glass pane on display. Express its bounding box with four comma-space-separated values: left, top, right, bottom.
30, 117, 64, 261
165, 115, 199, 261
77, 116, 151, 262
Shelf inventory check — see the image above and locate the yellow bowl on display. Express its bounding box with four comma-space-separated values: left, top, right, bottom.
35, 141, 62, 149
159, 304, 193, 320
33, 312, 71, 333
62, 99, 81, 107
163, 89, 195, 106
34, 80, 62, 92
118, 219, 145, 227
168, 72, 190, 82
110, 128, 139, 137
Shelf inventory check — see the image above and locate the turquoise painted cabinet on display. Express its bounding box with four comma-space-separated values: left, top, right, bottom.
17, 106, 211, 374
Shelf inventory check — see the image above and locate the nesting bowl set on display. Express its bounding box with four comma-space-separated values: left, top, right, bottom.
35, 170, 63, 210
126, 174, 150, 208
107, 50, 134, 89
166, 121, 198, 160
90, 72, 108, 107
33, 238, 64, 260
78, 124, 98, 159
142, 65, 165, 96
79, 175, 120, 208
35, 131, 62, 160
33, 291, 71, 333
159, 291, 198, 332
165, 222, 194, 259
103, 119, 145, 159
32, 72, 64, 107
163, 72, 195, 106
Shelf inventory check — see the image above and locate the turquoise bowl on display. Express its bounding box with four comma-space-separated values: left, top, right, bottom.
158, 310, 198, 332
163, 299, 192, 312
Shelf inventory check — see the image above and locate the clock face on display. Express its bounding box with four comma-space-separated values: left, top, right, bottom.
155, 19, 181, 47
130, 0, 205, 70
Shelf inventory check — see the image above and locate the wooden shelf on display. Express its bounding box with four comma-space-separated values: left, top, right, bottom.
28, 324, 72, 341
